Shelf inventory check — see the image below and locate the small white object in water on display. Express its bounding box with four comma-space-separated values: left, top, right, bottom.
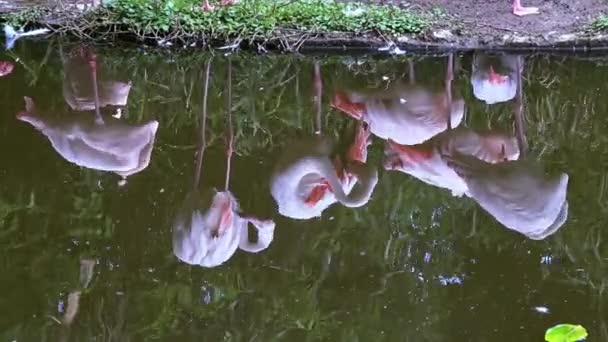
378, 41, 406, 55
399, 98, 407, 104
423, 252, 431, 263
157, 39, 173, 47
540, 255, 553, 264
533, 306, 550, 314
438, 275, 464, 286
112, 108, 122, 119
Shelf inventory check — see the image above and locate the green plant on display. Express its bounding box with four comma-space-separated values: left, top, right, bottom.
0, 7, 48, 27
1, 0, 431, 47
545, 324, 588, 342
592, 15, 608, 31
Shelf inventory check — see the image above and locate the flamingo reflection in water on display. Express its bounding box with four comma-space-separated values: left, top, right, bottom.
442, 54, 568, 240
471, 52, 521, 105
172, 59, 275, 268
380, 54, 520, 196
331, 57, 465, 146
270, 62, 378, 220
377, 54, 568, 240
16, 46, 158, 183
384, 54, 567, 240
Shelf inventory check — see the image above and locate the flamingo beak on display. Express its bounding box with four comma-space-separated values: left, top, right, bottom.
213, 194, 233, 238
488, 65, 508, 84
331, 90, 366, 120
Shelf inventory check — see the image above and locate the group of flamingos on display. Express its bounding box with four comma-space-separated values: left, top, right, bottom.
7, 46, 568, 269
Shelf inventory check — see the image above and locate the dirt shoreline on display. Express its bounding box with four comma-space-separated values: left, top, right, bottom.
2, 0, 608, 53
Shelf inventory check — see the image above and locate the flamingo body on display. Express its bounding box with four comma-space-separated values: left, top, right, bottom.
384, 127, 520, 197
17, 97, 158, 178
271, 136, 378, 219
173, 191, 275, 267
332, 85, 465, 145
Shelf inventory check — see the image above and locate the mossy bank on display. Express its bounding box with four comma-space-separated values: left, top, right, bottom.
0, 0, 433, 51
2, 0, 608, 53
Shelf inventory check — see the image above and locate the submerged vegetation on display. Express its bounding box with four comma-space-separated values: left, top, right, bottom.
0, 0, 431, 48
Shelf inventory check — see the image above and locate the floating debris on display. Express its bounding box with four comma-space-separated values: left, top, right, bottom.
438, 275, 464, 286
541, 255, 554, 264
378, 41, 406, 55
533, 306, 550, 314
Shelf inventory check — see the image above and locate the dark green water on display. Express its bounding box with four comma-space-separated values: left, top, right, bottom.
1, 39, 607, 341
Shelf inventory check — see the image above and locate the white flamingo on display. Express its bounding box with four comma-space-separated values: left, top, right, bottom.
471, 53, 521, 105
172, 59, 275, 268
270, 63, 378, 220
384, 127, 520, 197
442, 152, 568, 240
331, 57, 465, 146
17, 97, 158, 180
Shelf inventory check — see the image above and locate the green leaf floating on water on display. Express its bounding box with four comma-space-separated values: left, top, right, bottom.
545, 324, 588, 342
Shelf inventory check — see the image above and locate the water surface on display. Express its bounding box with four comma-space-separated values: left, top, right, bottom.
1, 40, 607, 341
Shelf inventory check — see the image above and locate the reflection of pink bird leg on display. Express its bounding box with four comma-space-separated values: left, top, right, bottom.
346, 122, 372, 163
221, 0, 238, 5
513, 0, 539, 16
445, 54, 454, 130
331, 91, 366, 120
86, 50, 104, 125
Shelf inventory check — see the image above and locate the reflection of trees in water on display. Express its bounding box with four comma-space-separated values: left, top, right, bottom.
1, 46, 608, 340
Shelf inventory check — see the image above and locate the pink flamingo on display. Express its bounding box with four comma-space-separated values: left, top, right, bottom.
270, 63, 378, 220
172, 59, 275, 268
0, 61, 14, 77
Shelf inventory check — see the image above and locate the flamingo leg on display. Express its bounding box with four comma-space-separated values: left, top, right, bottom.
408, 59, 415, 85
86, 49, 104, 125
513, 56, 528, 157
224, 58, 234, 190
313, 62, 322, 135
445, 53, 454, 130
194, 59, 212, 188
513, 0, 539, 16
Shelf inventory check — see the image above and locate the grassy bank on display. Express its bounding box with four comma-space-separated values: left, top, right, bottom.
0, 0, 432, 49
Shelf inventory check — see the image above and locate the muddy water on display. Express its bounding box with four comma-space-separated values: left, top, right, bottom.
1, 39, 607, 341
